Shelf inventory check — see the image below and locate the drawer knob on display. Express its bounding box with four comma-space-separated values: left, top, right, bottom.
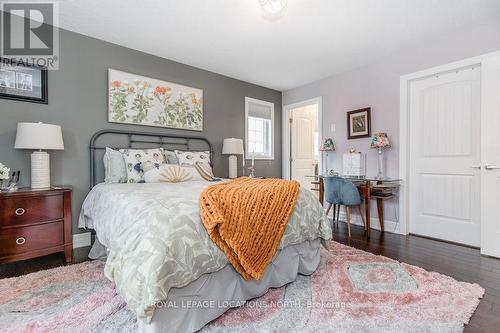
16, 237, 26, 245
15, 208, 25, 216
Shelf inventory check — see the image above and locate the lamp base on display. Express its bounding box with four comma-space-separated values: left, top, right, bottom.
31, 151, 50, 189
228, 155, 237, 179
377, 148, 384, 180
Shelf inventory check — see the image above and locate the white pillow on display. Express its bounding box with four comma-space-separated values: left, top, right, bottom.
174, 150, 211, 167
144, 164, 204, 183
119, 148, 165, 183
103, 147, 127, 184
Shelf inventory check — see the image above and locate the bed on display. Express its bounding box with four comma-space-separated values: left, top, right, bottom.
78, 130, 331, 333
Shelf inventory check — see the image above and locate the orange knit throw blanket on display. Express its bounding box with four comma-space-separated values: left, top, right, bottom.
199, 177, 300, 280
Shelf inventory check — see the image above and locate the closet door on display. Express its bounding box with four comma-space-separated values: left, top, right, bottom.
409, 67, 481, 246
481, 54, 500, 258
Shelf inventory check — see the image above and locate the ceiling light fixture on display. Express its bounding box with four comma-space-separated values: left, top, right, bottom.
259, 0, 288, 18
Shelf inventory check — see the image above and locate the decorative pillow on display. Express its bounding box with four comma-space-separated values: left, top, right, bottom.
144, 164, 204, 183
103, 147, 127, 184
164, 150, 179, 164
174, 150, 210, 167
194, 162, 216, 181
119, 148, 165, 183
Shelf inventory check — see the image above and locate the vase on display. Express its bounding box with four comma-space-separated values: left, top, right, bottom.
0, 179, 10, 190
377, 148, 384, 179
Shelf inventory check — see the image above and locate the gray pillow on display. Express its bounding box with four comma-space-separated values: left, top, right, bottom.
164, 150, 179, 164
103, 147, 127, 183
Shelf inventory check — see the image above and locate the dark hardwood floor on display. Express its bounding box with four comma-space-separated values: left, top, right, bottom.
0, 246, 90, 279
332, 222, 500, 333
1, 226, 499, 332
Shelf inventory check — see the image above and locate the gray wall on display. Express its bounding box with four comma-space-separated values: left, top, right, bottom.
283, 16, 500, 231
0, 29, 282, 234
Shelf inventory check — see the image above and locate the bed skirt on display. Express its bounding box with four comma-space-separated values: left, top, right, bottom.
138, 239, 321, 333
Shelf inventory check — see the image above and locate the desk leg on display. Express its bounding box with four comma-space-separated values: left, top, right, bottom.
365, 181, 371, 238
319, 178, 324, 206
377, 198, 385, 232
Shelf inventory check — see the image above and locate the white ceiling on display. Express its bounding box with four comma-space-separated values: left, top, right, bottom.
57, 0, 500, 91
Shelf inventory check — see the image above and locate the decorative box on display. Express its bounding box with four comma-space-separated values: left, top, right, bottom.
342, 153, 366, 177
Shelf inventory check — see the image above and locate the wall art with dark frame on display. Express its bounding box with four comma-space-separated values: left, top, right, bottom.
0, 58, 48, 104
347, 107, 371, 139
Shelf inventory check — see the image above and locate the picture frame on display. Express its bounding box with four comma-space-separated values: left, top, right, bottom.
0, 58, 48, 104
108, 69, 203, 131
347, 107, 371, 139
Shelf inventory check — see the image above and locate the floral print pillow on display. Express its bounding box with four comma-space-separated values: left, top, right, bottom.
174, 150, 211, 167
119, 148, 165, 183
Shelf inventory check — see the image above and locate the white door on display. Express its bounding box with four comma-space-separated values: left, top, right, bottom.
481, 55, 500, 257
291, 105, 318, 190
409, 67, 481, 246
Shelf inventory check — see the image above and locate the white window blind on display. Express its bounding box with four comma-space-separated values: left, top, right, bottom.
245, 97, 274, 160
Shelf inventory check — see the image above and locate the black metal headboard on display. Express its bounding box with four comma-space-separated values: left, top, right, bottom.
89, 129, 214, 188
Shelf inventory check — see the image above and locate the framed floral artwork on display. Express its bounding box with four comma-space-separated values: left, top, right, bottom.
108, 69, 203, 131
347, 107, 371, 139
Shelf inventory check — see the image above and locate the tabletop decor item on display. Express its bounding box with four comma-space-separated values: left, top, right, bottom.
347, 107, 371, 139
320, 138, 335, 176
0, 163, 10, 189
342, 152, 366, 177
249, 150, 257, 178
14, 122, 64, 189
108, 69, 203, 131
371, 132, 391, 179
222, 138, 244, 179
0, 58, 48, 104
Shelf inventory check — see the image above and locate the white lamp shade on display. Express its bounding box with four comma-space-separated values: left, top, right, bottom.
15, 122, 64, 150
222, 138, 244, 155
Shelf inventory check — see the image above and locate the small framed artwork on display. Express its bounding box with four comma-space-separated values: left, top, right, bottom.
347, 107, 371, 139
0, 59, 48, 104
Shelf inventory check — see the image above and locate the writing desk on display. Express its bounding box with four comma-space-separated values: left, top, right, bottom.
309, 175, 400, 238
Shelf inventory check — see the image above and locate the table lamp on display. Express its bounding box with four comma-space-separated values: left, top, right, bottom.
320, 138, 335, 175
15, 122, 64, 189
222, 138, 244, 179
370, 132, 391, 179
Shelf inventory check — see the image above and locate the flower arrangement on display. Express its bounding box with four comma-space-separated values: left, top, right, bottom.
320, 138, 335, 151
0, 163, 10, 180
370, 133, 391, 149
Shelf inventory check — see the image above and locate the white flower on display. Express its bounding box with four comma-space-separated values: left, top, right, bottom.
0, 163, 10, 180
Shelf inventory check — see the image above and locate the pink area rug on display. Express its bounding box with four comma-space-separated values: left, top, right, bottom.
0, 242, 484, 333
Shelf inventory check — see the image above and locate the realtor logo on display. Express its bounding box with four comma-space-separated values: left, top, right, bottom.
1, 1, 59, 69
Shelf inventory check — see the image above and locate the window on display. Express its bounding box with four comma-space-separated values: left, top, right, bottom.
245, 97, 274, 160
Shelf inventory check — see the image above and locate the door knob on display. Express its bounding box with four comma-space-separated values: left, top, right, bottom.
485, 164, 500, 170
471, 164, 481, 169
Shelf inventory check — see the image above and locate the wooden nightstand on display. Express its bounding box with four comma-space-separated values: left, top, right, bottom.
0, 187, 72, 264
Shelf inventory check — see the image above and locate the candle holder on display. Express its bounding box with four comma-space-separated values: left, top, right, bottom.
248, 166, 255, 178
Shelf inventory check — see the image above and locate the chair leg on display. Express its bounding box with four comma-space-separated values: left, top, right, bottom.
325, 203, 333, 217
333, 204, 337, 224
336, 204, 340, 226
346, 206, 352, 238
358, 205, 367, 231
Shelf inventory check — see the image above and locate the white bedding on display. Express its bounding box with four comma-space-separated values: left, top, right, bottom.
78, 181, 331, 318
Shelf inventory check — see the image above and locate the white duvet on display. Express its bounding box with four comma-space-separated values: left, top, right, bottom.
78, 181, 331, 318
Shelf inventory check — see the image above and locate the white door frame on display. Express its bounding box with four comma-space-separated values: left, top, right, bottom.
282, 97, 323, 180
399, 50, 500, 236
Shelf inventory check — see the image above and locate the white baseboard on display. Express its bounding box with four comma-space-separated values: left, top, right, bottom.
73, 232, 91, 248
329, 211, 405, 235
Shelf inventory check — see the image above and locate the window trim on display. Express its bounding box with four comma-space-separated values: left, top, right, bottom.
245, 97, 275, 160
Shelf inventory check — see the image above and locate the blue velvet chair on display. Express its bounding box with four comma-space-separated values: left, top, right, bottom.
323, 176, 366, 237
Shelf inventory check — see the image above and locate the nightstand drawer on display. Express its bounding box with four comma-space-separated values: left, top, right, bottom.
0, 194, 63, 227
0, 222, 64, 256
